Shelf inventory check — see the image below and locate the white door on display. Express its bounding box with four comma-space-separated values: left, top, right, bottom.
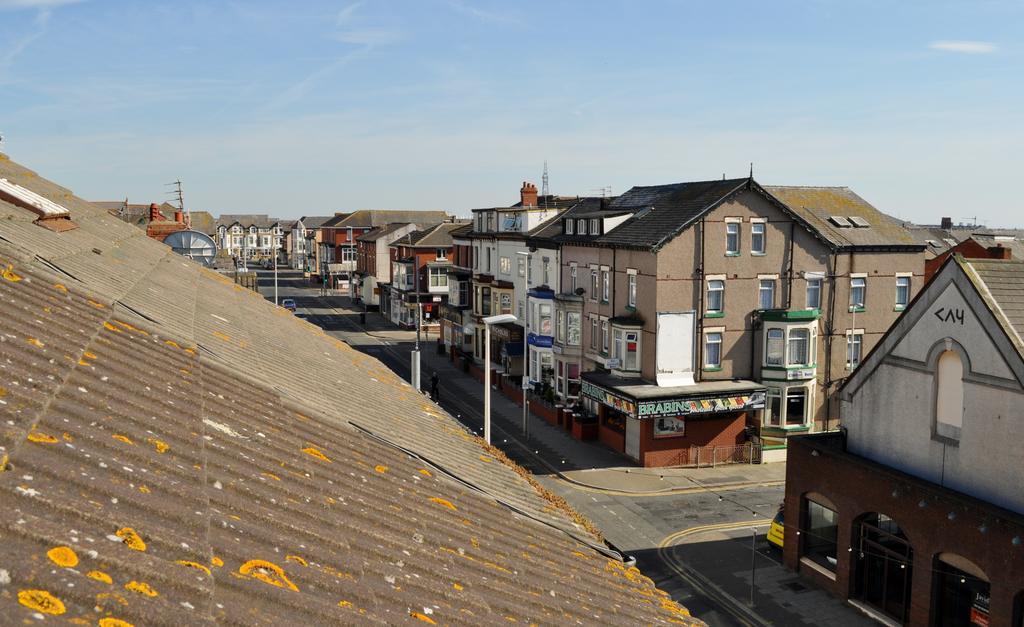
625, 417, 641, 461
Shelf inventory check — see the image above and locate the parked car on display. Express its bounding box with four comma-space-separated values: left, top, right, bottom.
767, 504, 784, 549
281, 298, 297, 312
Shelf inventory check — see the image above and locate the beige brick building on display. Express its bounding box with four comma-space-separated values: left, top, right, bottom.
552, 178, 925, 464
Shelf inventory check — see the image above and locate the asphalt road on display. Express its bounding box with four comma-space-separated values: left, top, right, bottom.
255, 269, 868, 627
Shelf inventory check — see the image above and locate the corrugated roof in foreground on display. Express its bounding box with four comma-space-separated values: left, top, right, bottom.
0, 153, 701, 626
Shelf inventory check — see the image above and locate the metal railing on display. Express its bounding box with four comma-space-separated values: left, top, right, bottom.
662, 442, 762, 468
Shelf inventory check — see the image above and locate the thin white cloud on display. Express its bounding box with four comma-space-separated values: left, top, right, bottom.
334, 28, 402, 46
929, 40, 996, 54
336, 1, 362, 26
1, 7, 52, 78
447, 0, 519, 25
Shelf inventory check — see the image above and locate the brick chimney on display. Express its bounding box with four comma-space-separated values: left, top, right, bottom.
520, 182, 538, 207
940, 216, 953, 230
149, 203, 166, 222
988, 245, 1012, 260
174, 210, 184, 224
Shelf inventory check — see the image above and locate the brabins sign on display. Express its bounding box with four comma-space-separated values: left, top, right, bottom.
637, 392, 765, 419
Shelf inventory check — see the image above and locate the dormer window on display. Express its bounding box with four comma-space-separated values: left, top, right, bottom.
589, 219, 600, 235
577, 219, 587, 235
565, 219, 574, 235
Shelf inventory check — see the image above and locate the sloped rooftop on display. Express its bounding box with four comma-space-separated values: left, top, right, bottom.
963, 257, 1024, 356
0, 153, 700, 625
766, 186, 922, 249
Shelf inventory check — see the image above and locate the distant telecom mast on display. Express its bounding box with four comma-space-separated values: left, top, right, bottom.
166, 179, 191, 229
541, 160, 550, 208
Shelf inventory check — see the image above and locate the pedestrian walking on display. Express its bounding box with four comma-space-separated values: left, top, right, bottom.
430, 371, 440, 402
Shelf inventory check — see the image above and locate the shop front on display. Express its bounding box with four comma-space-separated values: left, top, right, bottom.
581, 372, 765, 467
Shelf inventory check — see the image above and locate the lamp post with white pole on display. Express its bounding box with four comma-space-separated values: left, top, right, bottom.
482, 313, 517, 444
516, 250, 534, 440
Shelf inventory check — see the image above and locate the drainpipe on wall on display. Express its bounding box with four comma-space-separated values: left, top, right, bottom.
785, 221, 795, 310
823, 251, 839, 430
697, 217, 706, 382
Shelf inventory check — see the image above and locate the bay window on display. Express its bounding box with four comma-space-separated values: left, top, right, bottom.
788, 328, 811, 366
766, 329, 784, 366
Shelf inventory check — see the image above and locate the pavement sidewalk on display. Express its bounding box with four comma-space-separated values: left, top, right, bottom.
326, 297, 786, 496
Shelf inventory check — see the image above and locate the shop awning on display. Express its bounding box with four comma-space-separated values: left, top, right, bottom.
580, 372, 765, 420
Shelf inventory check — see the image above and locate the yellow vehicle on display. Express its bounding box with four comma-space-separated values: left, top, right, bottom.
767, 505, 785, 549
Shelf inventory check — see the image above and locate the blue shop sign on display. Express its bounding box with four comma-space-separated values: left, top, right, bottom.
527, 333, 554, 348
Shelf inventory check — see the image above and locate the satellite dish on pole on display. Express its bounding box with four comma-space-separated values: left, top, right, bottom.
163, 229, 217, 266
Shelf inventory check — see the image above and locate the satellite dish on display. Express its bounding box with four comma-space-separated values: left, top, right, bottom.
163, 229, 217, 266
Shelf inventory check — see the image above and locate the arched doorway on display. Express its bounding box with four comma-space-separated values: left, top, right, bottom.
931, 553, 989, 626
852, 512, 914, 624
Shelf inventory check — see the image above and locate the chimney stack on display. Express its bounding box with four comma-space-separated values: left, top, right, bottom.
988, 245, 1012, 260
149, 203, 165, 222
520, 181, 538, 208
940, 216, 953, 230
174, 210, 184, 224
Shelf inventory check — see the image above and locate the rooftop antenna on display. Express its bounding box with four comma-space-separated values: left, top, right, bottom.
165, 179, 191, 229
541, 160, 550, 209
590, 186, 612, 198
749, 162, 754, 178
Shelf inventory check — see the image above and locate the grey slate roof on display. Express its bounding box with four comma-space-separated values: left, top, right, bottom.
396, 222, 468, 248
593, 178, 749, 249
528, 197, 611, 244
215, 214, 280, 229
297, 215, 334, 229
964, 258, 1024, 354
326, 210, 451, 229
356, 222, 415, 243
765, 186, 923, 249
0, 153, 702, 625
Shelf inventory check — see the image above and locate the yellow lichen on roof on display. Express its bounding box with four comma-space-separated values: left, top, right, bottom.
2, 263, 22, 282
112, 434, 134, 445
238, 559, 299, 592
410, 611, 437, 624
301, 445, 331, 463
87, 570, 113, 584
175, 560, 212, 576
98, 618, 135, 627
115, 527, 147, 551
124, 580, 159, 597
284, 555, 308, 567
46, 545, 79, 568
146, 437, 169, 453
17, 589, 66, 615
26, 337, 44, 348
27, 430, 58, 443
429, 496, 457, 511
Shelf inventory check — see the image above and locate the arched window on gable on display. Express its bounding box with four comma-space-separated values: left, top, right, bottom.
935, 349, 964, 441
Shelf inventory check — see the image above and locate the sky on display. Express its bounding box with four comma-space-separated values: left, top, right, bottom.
0, 0, 1021, 224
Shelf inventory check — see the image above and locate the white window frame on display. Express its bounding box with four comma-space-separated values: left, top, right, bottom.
707, 278, 725, 314
750, 219, 766, 255
590, 266, 598, 301
500, 256, 511, 275
601, 267, 610, 303
805, 273, 823, 310
577, 219, 587, 235
556, 310, 566, 343
787, 328, 811, 367
704, 329, 723, 369
590, 315, 598, 350
570, 263, 577, 293
725, 219, 741, 255
429, 266, 448, 288
850, 274, 867, 310
895, 273, 911, 309
765, 328, 784, 366
846, 329, 864, 368
600, 318, 609, 354
589, 218, 600, 235
759, 278, 776, 310
565, 219, 574, 235
627, 269, 637, 308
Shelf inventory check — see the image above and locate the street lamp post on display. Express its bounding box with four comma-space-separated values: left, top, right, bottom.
516, 250, 533, 440
411, 251, 422, 392
482, 313, 517, 444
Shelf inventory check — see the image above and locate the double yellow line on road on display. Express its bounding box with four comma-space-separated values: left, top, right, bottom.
657, 519, 771, 627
